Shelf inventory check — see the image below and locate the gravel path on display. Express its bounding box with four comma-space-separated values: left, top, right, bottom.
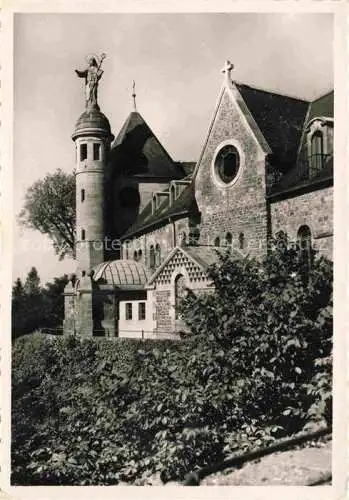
201, 437, 332, 486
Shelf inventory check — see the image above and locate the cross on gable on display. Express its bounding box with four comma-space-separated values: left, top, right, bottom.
222, 60, 234, 78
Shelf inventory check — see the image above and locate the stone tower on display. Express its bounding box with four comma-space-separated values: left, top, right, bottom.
72, 56, 114, 277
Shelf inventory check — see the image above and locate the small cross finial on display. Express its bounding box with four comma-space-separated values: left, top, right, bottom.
132, 80, 137, 111
222, 60, 234, 79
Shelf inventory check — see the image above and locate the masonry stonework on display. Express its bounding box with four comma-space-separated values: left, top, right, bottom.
195, 88, 268, 259
123, 217, 190, 267
65, 59, 333, 339
154, 290, 172, 334
269, 186, 333, 258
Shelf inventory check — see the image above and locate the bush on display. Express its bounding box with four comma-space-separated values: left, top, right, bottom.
181, 234, 332, 435
12, 235, 332, 485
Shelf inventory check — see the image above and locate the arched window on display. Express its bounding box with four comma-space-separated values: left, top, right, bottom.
155, 244, 161, 266
138, 249, 143, 261
180, 232, 187, 246
81, 229, 86, 241
133, 250, 138, 261
225, 232, 232, 246
297, 225, 312, 252
149, 245, 155, 268
170, 184, 177, 205
214, 236, 220, 247
311, 131, 324, 156
81, 189, 85, 202
239, 232, 245, 250
174, 274, 187, 320
310, 131, 324, 177
297, 225, 312, 284
189, 226, 200, 246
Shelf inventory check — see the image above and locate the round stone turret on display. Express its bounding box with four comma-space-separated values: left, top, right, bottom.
72, 106, 114, 277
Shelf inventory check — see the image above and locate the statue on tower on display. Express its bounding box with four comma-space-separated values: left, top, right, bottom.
75, 53, 106, 109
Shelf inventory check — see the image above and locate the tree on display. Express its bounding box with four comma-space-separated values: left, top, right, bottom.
42, 275, 69, 327
12, 269, 69, 339
19, 169, 76, 260
24, 267, 41, 295
13, 278, 25, 299
12, 268, 43, 338
180, 233, 333, 435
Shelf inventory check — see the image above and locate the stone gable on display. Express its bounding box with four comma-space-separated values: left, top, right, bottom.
195, 86, 269, 258
152, 248, 208, 287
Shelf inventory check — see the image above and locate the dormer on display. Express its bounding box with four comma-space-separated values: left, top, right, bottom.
151, 191, 170, 214
305, 117, 333, 178
169, 179, 191, 206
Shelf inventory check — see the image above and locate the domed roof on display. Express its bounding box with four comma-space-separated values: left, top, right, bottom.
72, 106, 113, 140
92, 259, 150, 288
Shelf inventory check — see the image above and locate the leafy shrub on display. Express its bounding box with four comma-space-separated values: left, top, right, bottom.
12, 234, 332, 485
181, 233, 332, 435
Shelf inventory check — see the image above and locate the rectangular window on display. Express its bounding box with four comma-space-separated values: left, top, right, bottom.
93, 143, 101, 160
81, 229, 85, 240
80, 143, 87, 161
138, 302, 146, 320
81, 189, 85, 202
125, 302, 132, 320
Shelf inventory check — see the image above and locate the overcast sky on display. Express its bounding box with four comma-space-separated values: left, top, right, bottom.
13, 12, 334, 285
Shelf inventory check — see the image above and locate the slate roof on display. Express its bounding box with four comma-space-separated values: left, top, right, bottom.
235, 83, 309, 169
267, 89, 334, 198
119, 84, 334, 238
122, 181, 198, 239
307, 90, 334, 122
183, 245, 243, 269
146, 244, 244, 286
175, 161, 196, 176
267, 156, 333, 199
109, 111, 184, 179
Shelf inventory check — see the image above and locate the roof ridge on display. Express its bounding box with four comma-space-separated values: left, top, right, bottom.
234, 80, 310, 103
112, 112, 135, 146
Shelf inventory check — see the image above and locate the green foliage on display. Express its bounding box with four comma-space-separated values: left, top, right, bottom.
181, 233, 332, 433
24, 267, 41, 295
18, 168, 75, 260
12, 234, 332, 485
12, 269, 69, 339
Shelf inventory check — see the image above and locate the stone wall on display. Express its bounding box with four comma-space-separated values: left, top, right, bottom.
63, 284, 75, 335
75, 136, 107, 276
150, 247, 214, 335
154, 290, 172, 335
122, 217, 190, 268
269, 186, 333, 259
195, 87, 268, 259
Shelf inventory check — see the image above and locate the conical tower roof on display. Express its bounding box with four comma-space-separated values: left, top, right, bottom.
109, 111, 183, 178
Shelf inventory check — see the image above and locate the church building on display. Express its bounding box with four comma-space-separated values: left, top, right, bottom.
63, 59, 333, 339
